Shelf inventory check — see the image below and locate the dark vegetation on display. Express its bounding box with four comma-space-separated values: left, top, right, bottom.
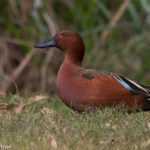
0, 0, 150, 95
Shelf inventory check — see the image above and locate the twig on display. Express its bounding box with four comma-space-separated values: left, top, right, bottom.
0, 36, 34, 47
0, 49, 36, 93
43, 13, 58, 36
40, 10, 58, 91
8, 0, 19, 19
87, 0, 131, 67
100, 0, 131, 43
0, 42, 10, 75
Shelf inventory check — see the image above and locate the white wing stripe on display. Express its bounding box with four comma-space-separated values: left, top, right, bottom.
126, 78, 148, 93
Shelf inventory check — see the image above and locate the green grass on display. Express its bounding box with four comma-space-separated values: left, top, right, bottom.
0, 95, 150, 150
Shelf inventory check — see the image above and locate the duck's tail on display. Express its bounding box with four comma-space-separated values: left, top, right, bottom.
140, 99, 150, 111
117, 76, 150, 111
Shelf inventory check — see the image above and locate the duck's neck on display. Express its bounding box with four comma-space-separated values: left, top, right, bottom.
57, 57, 82, 87
58, 57, 82, 78
57, 49, 84, 86
64, 54, 82, 67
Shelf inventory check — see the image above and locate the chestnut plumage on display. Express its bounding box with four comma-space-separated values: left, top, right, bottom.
35, 31, 150, 112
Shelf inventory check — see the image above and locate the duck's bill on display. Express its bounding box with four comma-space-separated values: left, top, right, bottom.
34, 36, 57, 48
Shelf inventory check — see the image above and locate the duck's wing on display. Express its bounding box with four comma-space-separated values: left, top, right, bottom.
118, 75, 150, 98
82, 69, 150, 99
139, 83, 150, 90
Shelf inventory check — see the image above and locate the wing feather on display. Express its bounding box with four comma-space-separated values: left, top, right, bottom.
82, 69, 150, 99
118, 75, 150, 98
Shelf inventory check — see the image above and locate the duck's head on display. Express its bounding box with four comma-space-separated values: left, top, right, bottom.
34, 31, 85, 65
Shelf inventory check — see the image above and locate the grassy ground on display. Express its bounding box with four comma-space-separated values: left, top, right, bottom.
0, 95, 150, 150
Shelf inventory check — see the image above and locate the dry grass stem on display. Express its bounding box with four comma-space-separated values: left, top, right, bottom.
0, 49, 36, 93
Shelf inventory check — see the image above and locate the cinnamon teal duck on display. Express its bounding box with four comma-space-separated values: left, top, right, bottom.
34, 31, 150, 112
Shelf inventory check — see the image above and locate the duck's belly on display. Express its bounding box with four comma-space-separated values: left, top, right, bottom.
57, 76, 140, 112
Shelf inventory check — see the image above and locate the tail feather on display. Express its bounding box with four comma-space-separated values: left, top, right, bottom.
141, 99, 150, 111
140, 84, 150, 91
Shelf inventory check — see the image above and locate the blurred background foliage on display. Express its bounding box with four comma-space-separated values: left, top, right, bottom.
0, 0, 150, 96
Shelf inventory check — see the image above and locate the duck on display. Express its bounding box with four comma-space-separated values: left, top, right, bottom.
34, 30, 150, 112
